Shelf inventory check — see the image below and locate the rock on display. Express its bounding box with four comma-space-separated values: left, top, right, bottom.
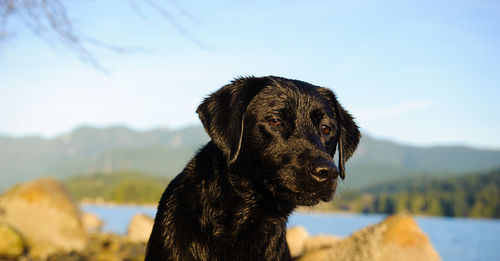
46, 233, 147, 261
303, 234, 341, 253
82, 212, 103, 232
0, 177, 87, 258
378, 214, 441, 261
127, 213, 154, 243
286, 226, 310, 258
298, 213, 441, 261
0, 222, 25, 258
84, 233, 146, 261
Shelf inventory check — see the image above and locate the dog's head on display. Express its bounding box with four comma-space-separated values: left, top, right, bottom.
197, 76, 360, 206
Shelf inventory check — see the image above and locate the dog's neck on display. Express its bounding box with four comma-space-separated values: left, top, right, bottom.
215, 145, 296, 218
201, 141, 295, 234
148, 141, 295, 260
197, 142, 294, 259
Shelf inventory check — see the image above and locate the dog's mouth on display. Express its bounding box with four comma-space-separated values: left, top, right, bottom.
296, 188, 335, 206
271, 167, 338, 206
320, 189, 335, 202
320, 180, 337, 202
321, 194, 333, 202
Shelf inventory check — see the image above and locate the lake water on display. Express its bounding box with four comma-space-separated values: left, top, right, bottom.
82, 205, 500, 261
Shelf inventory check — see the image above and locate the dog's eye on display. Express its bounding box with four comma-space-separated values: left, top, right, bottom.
268, 118, 282, 126
321, 125, 332, 135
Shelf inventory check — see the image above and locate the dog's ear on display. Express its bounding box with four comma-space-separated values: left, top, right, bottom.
196, 76, 267, 165
317, 87, 361, 180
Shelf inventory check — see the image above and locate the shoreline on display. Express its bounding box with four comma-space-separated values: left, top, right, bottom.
78, 202, 500, 221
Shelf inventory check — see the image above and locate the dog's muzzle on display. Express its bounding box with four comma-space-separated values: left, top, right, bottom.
310, 159, 339, 183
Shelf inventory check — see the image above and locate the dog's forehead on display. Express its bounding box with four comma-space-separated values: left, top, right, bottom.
251, 81, 328, 110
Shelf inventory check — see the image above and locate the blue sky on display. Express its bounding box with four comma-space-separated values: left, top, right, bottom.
0, 0, 499, 149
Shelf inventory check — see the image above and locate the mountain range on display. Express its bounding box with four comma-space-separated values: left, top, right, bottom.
1, 125, 500, 191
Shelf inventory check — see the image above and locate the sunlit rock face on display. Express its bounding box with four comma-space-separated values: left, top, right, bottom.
292, 213, 441, 261
0, 177, 86, 258
127, 213, 154, 243
0, 222, 25, 259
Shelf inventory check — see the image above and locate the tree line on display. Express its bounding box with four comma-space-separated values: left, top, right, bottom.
332, 168, 500, 218
64, 168, 500, 219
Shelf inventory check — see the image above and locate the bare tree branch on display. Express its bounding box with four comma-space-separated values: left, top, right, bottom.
167, 0, 202, 26
142, 0, 211, 51
0, 0, 209, 70
127, 0, 151, 24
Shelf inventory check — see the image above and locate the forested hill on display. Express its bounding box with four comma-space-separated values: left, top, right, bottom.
63, 168, 500, 219
0, 126, 209, 191
1, 125, 500, 191
345, 135, 500, 188
64, 170, 170, 204
333, 168, 500, 218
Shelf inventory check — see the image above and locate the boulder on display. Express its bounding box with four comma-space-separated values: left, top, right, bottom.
82, 212, 104, 232
286, 226, 310, 258
298, 213, 441, 261
0, 222, 25, 259
303, 234, 341, 253
0, 177, 86, 258
127, 213, 154, 242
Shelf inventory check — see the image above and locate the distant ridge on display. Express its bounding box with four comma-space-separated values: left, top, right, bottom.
1, 125, 499, 191
0, 125, 209, 191
346, 135, 500, 188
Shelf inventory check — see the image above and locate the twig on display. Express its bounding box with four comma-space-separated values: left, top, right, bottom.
0, 0, 211, 70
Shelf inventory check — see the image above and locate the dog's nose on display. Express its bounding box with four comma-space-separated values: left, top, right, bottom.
311, 160, 339, 182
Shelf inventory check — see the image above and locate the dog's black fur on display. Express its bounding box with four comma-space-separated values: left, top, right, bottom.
145, 76, 360, 261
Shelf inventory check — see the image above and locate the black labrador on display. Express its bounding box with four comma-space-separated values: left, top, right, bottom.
146, 76, 360, 261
